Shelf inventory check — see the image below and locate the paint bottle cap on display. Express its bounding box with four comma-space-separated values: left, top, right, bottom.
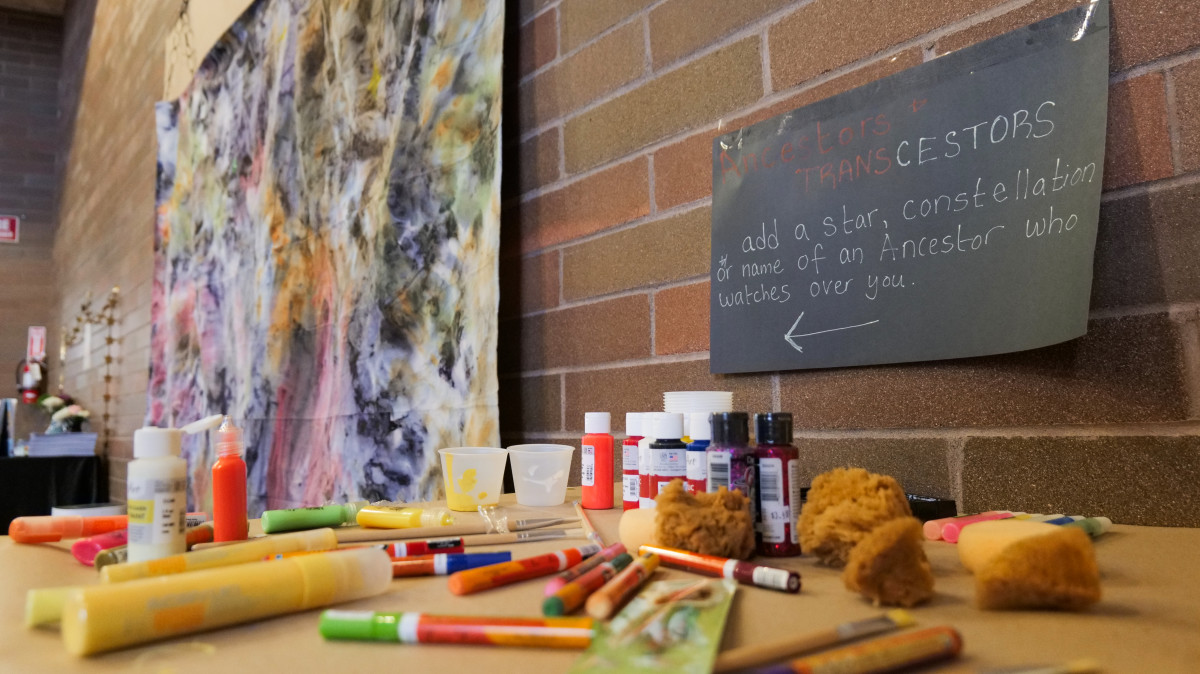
711, 412, 750, 446
133, 427, 182, 459
688, 412, 712, 441
755, 412, 793, 445
585, 412, 611, 434
216, 416, 242, 456
625, 412, 643, 437
652, 413, 684, 440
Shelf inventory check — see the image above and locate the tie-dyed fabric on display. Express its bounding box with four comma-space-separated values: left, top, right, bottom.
150, 0, 502, 514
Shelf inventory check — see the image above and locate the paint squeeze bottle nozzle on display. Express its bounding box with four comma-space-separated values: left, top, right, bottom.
127, 414, 223, 563
212, 416, 249, 542
581, 412, 614, 510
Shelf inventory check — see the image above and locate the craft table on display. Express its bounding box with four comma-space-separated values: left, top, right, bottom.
1, 486, 1197, 672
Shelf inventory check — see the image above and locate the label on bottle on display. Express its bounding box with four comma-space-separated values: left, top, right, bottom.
651, 447, 686, 476
622, 442, 638, 470
127, 476, 186, 545
707, 451, 730, 491
581, 444, 595, 486
686, 450, 707, 484
623, 474, 640, 502
787, 459, 801, 544
758, 458, 788, 544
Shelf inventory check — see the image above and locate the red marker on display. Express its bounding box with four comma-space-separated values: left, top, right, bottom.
382, 538, 465, 557
639, 544, 801, 593
448, 544, 601, 596
544, 542, 626, 596
586, 552, 659, 620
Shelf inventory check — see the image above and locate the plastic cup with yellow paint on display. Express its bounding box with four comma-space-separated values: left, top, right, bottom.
438, 447, 508, 512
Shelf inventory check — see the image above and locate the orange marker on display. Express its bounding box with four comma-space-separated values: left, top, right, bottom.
9, 515, 127, 544
447, 544, 601, 596
585, 552, 659, 620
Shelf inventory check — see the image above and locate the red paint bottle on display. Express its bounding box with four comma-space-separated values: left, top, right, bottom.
582, 413, 614, 509
622, 413, 644, 510
755, 412, 801, 557
211, 416, 249, 542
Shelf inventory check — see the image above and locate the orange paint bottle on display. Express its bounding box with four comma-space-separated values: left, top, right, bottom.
211, 417, 249, 542
581, 413, 614, 509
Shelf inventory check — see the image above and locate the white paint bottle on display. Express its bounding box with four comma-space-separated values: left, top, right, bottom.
127, 415, 223, 563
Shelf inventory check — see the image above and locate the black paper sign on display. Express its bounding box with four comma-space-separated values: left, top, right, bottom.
709, 1, 1109, 374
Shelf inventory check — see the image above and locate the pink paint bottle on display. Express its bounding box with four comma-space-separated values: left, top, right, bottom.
755, 412, 801, 557
622, 413, 644, 510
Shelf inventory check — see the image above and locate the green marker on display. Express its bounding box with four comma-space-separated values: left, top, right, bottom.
1063, 516, 1112, 537
543, 553, 633, 616
261, 501, 368, 534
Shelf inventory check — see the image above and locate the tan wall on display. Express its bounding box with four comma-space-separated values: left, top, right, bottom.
0, 8, 60, 405
502, 0, 1200, 526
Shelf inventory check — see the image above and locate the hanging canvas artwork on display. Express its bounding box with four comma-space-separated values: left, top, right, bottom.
150, 0, 503, 514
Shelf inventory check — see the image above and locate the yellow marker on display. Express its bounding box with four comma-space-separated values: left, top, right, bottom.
101, 528, 338, 583
355, 504, 454, 529
25, 586, 80, 628
61, 547, 391, 656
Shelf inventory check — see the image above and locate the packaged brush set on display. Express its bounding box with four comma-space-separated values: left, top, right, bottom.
569, 578, 737, 673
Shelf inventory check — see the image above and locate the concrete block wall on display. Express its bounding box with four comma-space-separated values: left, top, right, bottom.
0, 8, 61, 390
501, 0, 1200, 526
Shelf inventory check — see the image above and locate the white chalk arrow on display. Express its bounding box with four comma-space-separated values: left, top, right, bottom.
784, 312, 880, 353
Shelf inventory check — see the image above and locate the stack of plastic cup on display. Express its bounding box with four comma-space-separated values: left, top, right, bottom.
663, 391, 734, 437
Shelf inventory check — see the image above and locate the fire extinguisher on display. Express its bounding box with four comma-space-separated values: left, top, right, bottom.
16, 357, 48, 404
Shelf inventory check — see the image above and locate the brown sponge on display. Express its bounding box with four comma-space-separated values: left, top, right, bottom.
975, 527, 1101, 610
799, 467, 912, 567
843, 517, 935, 607
654, 479, 756, 560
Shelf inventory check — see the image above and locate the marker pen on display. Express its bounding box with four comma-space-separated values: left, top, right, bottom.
757, 626, 962, 674
93, 523, 214, 569
9, 515, 127, 544
585, 552, 659, 620
260, 501, 368, 534
71, 530, 127, 566
544, 542, 626, 597
319, 610, 594, 649
61, 547, 392, 656
391, 552, 512, 577
640, 544, 801, 593
355, 504, 455, 529
941, 512, 1017, 543
543, 553, 633, 616
382, 537, 465, 557
101, 528, 338, 583
447, 544, 602, 595
1064, 516, 1112, 537
922, 512, 1007, 541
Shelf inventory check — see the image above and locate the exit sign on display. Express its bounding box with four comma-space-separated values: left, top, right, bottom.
0, 215, 18, 243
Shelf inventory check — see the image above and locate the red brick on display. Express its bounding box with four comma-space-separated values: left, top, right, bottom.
515, 157, 651, 254
563, 359, 773, 433
654, 281, 710, 355
559, 0, 653, 53
498, 295, 652, 373
1104, 73, 1173, 190
649, 0, 791, 69
561, 206, 710, 300
1172, 58, 1200, 172
1111, 0, 1200, 71
516, 127, 560, 194
499, 375, 562, 432
564, 37, 762, 174
499, 250, 560, 318
769, 0, 1005, 91
934, 0, 1090, 56
518, 7, 557, 78
517, 0, 554, 23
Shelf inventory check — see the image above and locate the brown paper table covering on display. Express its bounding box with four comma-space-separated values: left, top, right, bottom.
1, 486, 1197, 672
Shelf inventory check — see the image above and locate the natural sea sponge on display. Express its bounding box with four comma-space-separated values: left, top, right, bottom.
654, 479, 756, 559
799, 467, 912, 567
843, 517, 935, 607
975, 526, 1101, 610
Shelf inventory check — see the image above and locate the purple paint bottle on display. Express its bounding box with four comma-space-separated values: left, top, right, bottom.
706, 412, 756, 519
755, 412, 801, 557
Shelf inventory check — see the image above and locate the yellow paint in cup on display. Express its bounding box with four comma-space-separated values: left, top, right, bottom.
438, 447, 508, 512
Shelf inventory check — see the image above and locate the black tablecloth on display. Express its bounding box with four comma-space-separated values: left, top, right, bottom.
0, 456, 107, 530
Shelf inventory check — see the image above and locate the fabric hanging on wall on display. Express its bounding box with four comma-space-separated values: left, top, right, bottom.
150, 0, 503, 514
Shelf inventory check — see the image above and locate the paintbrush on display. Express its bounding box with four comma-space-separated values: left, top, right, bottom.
333, 516, 577, 544
460, 527, 588, 546
711, 610, 915, 673
573, 501, 603, 545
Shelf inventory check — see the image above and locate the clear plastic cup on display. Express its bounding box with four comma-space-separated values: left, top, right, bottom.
506, 444, 575, 507
438, 447, 509, 512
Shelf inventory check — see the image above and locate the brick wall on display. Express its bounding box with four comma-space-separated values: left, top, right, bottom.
0, 8, 60, 395
54, 0, 178, 498
503, 0, 1200, 526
